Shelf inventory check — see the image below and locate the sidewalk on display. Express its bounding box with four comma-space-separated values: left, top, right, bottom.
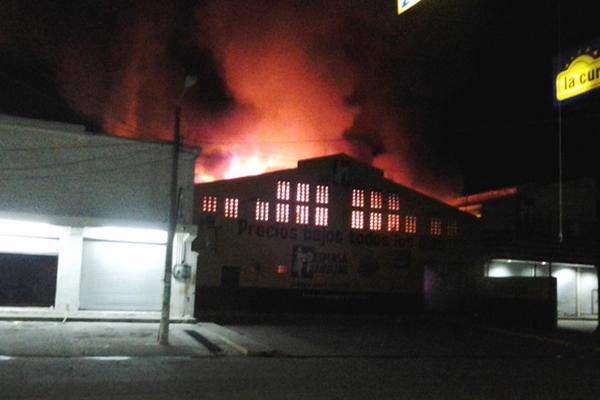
0, 320, 275, 358
0, 307, 195, 323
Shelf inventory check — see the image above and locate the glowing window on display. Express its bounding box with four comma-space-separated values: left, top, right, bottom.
370, 191, 382, 209
296, 205, 309, 225
276, 203, 290, 223
202, 196, 217, 213
255, 200, 269, 221
277, 180, 290, 200
316, 185, 329, 204
276, 265, 288, 275
447, 220, 458, 236
351, 210, 364, 229
369, 212, 382, 231
224, 198, 239, 219
296, 183, 310, 203
352, 189, 365, 208
405, 215, 417, 234
315, 207, 328, 226
387, 214, 400, 232
388, 193, 400, 211
429, 217, 442, 236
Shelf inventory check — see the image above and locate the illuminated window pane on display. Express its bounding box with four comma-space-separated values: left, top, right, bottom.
296, 183, 310, 203
276, 265, 288, 274
352, 189, 364, 208
296, 205, 309, 225
315, 207, 328, 226
387, 214, 400, 232
370, 191, 382, 209
388, 193, 400, 211
224, 198, 239, 219
447, 220, 458, 236
369, 212, 382, 231
316, 185, 329, 204
351, 210, 364, 229
405, 215, 417, 234
276, 203, 289, 223
202, 196, 217, 213
277, 180, 290, 200
255, 200, 269, 221
429, 217, 442, 236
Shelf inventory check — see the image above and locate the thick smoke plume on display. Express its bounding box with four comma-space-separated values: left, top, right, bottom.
2, 0, 465, 200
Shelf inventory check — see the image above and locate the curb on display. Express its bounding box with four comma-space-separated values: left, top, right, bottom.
200, 322, 277, 356
0, 316, 197, 324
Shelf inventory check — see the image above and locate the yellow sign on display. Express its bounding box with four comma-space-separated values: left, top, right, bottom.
556, 54, 600, 101
397, 0, 423, 15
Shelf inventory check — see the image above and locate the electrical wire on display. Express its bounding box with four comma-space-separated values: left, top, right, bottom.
0, 147, 167, 172
0, 143, 148, 152
0, 155, 173, 182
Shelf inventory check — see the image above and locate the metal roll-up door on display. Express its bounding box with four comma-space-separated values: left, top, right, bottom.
79, 239, 165, 311
0, 252, 58, 307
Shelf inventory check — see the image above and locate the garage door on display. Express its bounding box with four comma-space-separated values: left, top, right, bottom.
0, 253, 58, 307
79, 240, 165, 311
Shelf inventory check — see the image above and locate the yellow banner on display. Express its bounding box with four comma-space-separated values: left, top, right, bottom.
397, 0, 423, 15
556, 54, 600, 101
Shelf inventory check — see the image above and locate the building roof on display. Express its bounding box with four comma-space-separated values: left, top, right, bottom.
0, 113, 200, 156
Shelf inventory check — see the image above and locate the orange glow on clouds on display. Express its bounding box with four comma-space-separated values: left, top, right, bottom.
81, 1, 463, 202
192, 35, 358, 184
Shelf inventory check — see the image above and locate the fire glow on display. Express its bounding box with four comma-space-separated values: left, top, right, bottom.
189, 29, 359, 184
50, 0, 462, 201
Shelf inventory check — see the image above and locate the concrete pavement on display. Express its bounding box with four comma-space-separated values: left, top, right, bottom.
0, 320, 275, 358
0, 309, 597, 360
0, 307, 195, 323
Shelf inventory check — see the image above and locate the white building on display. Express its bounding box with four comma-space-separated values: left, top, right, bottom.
0, 114, 199, 319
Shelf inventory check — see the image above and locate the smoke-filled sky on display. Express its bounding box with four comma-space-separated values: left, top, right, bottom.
2, 0, 599, 200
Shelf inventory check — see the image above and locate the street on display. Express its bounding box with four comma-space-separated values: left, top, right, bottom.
1, 315, 599, 399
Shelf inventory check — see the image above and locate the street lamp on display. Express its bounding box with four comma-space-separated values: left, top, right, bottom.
158, 75, 197, 345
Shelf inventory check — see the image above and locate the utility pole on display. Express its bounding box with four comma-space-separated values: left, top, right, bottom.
158, 76, 197, 345
158, 104, 181, 345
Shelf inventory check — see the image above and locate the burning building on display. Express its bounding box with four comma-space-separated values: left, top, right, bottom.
193, 154, 479, 315
0, 114, 198, 319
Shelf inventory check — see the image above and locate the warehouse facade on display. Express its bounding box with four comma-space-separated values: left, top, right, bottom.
193, 154, 479, 314
0, 114, 198, 319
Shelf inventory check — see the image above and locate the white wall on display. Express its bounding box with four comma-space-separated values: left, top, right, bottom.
0, 115, 199, 318
0, 114, 197, 227
487, 259, 598, 318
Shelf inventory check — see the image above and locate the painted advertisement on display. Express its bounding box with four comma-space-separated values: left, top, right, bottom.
291, 245, 349, 279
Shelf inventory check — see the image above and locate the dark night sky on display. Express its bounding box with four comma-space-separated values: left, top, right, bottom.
1, 0, 599, 196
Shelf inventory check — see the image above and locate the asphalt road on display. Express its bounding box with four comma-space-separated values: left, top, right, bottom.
1, 315, 599, 400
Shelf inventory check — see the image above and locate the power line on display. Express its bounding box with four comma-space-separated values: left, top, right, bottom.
0, 148, 167, 172
0, 155, 173, 182
0, 143, 147, 152
181, 136, 349, 146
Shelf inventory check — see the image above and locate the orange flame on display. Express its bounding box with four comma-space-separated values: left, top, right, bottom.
79, 1, 463, 202
191, 35, 359, 185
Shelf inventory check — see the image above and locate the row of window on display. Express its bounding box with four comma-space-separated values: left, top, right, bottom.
201, 181, 458, 235
276, 181, 329, 204
351, 189, 400, 210
204, 183, 399, 211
